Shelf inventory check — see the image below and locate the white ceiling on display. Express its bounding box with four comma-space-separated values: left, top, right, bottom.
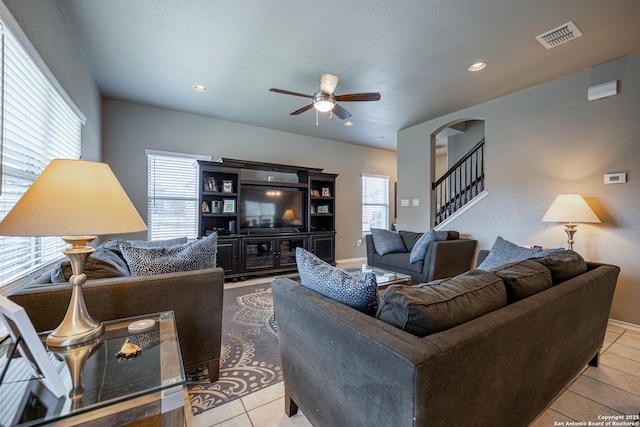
58, 0, 640, 151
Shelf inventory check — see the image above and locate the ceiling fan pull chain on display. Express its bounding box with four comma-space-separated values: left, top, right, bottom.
316, 110, 319, 126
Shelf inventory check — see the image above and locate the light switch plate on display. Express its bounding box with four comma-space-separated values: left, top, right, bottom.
400, 199, 409, 207
412, 199, 419, 206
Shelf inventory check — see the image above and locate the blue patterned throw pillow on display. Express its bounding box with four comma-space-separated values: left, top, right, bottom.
295, 248, 378, 315
371, 228, 407, 256
477, 236, 563, 270
120, 233, 217, 276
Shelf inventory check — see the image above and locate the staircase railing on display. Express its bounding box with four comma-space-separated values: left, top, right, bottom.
432, 138, 484, 225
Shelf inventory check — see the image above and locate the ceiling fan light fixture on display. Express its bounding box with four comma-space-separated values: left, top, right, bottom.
313, 91, 335, 112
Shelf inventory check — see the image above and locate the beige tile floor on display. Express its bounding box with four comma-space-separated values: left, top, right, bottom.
184, 274, 640, 427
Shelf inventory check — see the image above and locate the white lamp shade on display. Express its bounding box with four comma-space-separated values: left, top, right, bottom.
541, 194, 601, 224
0, 158, 147, 236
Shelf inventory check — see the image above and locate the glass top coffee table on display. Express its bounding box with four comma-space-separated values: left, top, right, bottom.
0, 311, 185, 426
342, 264, 412, 290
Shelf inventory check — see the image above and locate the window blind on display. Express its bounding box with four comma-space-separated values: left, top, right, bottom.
361, 174, 389, 233
147, 151, 209, 240
0, 20, 83, 289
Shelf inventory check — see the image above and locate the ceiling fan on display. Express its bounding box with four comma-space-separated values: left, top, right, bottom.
269, 73, 381, 124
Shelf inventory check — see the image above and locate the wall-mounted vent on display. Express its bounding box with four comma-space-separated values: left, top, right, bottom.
535, 21, 583, 49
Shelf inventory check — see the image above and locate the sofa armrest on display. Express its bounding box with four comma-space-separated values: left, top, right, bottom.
272, 277, 442, 427
423, 238, 477, 282
365, 234, 376, 265
9, 267, 224, 374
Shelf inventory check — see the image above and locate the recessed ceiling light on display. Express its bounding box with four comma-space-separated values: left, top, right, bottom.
467, 62, 487, 72
193, 84, 208, 92
344, 121, 354, 127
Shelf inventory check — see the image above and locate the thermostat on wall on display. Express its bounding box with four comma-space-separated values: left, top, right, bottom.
604, 172, 626, 184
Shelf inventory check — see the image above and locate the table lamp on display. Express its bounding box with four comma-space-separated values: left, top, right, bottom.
541, 194, 600, 250
0, 158, 146, 347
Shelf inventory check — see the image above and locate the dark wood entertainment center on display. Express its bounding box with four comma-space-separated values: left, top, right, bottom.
198, 158, 337, 280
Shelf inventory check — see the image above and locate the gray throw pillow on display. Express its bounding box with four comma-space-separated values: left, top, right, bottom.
50, 248, 131, 283
409, 230, 436, 263
371, 228, 407, 256
120, 233, 217, 276
295, 248, 378, 316
376, 269, 507, 337
477, 236, 563, 270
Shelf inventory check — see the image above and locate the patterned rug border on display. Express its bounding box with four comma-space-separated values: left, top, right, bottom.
187, 282, 282, 415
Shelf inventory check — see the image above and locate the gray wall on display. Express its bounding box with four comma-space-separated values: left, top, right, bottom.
4, 0, 101, 160
448, 120, 484, 169
102, 98, 397, 260
398, 53, 640, 325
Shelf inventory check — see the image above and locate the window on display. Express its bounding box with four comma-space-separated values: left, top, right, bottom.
0, 14, 84, 290
361, 174, 389, 234
146, 150, 211, 240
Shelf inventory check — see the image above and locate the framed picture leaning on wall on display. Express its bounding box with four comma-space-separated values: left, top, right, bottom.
0, 296, 66, 398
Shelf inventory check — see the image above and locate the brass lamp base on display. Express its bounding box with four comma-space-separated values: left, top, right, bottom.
564, 223, 578, 251
46, 236, 104, 348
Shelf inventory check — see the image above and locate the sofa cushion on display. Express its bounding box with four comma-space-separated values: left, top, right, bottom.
49, 247, 131, 283
477, 236, 563, 270
373, 252, 424, 274
371, 228, 407, 256
120, 233, 217, 276
296, 248, 378, 316
533, 250, 587, 285
376, 269, 507, 337
490, 259, 553, 303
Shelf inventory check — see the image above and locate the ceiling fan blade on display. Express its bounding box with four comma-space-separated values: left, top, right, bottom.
332, 103, 352, 120
335, 92, 381, 102
320, 73, 339, 95
291, 104, 314, 115
270, 88, 313, 98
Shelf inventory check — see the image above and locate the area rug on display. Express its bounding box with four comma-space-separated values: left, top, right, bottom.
187, 282, 282, 415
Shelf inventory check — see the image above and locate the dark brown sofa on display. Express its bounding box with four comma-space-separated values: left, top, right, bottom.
9, 267, 224, 381
272, 260, 619, 426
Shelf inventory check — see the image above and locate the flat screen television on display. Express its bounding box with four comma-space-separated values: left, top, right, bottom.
239, 186, 305, 233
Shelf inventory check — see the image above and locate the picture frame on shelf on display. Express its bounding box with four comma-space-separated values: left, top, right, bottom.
223, 199, 236, 213
311, 189, 320, 198
201, 201, 210, 213
0, 296, 66, 398
222, 180, 234, 193
204, 177, 217, 192
321, 187, 331, 197
317, 205, 329, 214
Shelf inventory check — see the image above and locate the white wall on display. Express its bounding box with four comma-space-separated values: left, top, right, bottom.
102, 98, 397, 260
398, 53, 640, 325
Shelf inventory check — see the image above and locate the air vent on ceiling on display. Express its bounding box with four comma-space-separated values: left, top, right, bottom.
535, 21, 583, 49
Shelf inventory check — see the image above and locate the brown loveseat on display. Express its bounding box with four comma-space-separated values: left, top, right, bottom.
272, 257, 619, 426
9, 267, 224, 382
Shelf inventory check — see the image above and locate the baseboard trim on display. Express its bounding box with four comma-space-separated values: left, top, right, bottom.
608, 318, 640, 332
